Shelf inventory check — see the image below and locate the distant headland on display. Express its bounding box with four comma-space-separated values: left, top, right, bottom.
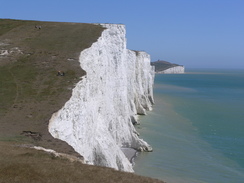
151, 60, 185, 74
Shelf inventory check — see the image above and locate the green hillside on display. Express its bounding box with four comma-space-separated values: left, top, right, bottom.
0, 19, 104, 154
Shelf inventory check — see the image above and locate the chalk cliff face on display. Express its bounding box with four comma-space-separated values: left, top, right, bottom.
157, 66, 185, 74
48, 24, 154, 172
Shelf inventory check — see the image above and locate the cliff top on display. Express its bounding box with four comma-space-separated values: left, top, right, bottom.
0, 19, 164, 183
151, 60, 183, 72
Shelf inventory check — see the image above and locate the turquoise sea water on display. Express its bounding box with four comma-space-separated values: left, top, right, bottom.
134, 69, 244, 183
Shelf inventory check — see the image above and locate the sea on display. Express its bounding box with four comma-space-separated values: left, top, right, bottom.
134, 69, 244, 183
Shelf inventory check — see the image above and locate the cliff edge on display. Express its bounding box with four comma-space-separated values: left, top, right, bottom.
49, 24, 155, 172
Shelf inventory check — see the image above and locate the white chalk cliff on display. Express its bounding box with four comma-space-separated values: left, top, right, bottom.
157, 66, 185, 74
49, 24, 154, 172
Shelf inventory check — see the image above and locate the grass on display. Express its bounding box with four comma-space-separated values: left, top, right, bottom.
0, 19, 104, 115
0, 19, 103, 154
0, 142, 164, 183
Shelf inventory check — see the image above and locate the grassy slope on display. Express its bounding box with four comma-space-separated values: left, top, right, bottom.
0, 19, 165, 183
0, 19, 104, 155
0, 141, 164, 183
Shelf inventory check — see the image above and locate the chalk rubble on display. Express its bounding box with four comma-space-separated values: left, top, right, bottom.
49, 24, 154, 172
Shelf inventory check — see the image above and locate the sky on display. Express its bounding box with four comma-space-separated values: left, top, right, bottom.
1, 0, 244, 69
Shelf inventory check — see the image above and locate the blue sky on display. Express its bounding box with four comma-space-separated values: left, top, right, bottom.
1, 0, 244, 68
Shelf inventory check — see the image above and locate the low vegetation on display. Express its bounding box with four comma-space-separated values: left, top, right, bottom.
0, 19, 104, 155
0, 141, 164, 183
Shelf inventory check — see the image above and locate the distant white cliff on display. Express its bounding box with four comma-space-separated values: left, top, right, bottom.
49, 24, 154, 172
151, 60, 185, 74
157, 66, 185, 74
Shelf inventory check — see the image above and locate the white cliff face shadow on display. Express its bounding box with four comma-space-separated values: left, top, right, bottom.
48, 24, 154, 172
